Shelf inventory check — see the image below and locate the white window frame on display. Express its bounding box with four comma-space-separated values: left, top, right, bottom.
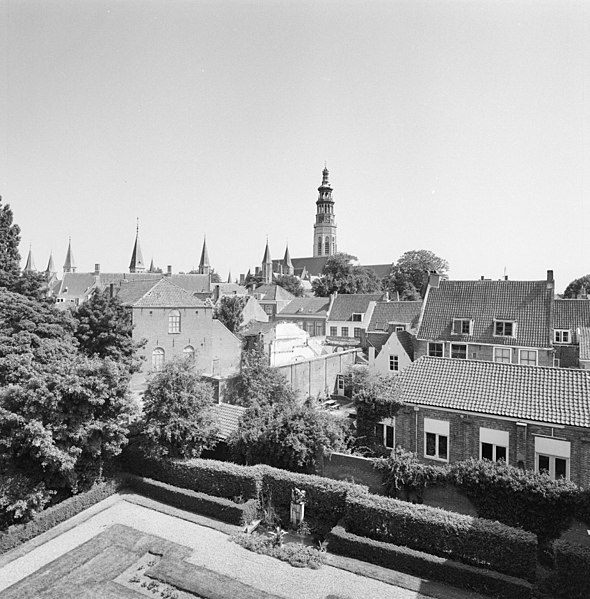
494, 320, 516, 338
534, 437, 570, 480
451, 343, 467, 359
554, 329, 571, 344
341, 326, 349, 337
519, 349, 538, 366
151, 347, 165, 371
168, 310, 181, 334
389, 355, 399, 371
493, 346, 512, 364
452, 318, 473, 335
378, 418, 396, 449
329, 326, 337, 337
395, 325, 405, 332
428, 342, 443, 357
424, 418, 450, 462
479, 427, 509, 462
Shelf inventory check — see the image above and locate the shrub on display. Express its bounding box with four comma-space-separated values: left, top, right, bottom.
550, 540, 590, 598
343, 493, 537, 581
126, 475, 258, 526
328, 525, 532, 599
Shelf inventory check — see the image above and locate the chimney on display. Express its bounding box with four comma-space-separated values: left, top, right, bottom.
94, 263, 100, 275
504, 275, 508, 281
166, 265, 172, 276
428, 271, 441, 289
480, 276, 484, 281
547, 270, 554, 290
214, 284, 220, 302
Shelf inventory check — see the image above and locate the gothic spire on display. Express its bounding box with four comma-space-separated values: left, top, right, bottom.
45, 251, 56, 274
227, 271, 232, 283
129, 221, 145, 273
262, 239, 272, 284
283, 244, 294, 275
24, 245, 36, 272
63, 237, 76, 273
198, 236, 211, 275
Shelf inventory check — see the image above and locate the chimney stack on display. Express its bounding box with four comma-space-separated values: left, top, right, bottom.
547, 270, 554, 290
94, 263, 100, 275
166, 265, 172, 276
428, 271, 441, 289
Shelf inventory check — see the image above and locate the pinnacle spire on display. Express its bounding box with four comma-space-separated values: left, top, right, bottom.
46, 251, 56, 274
262, 238, 271, 264
63, 237, 76, 273
227, 271, 232, 283
129, 221, 145, 273
24, 245, 36, 272
198, 236, 211, 275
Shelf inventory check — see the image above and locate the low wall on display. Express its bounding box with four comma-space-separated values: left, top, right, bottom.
422, 484, 478, 516
319, 451, 383, 494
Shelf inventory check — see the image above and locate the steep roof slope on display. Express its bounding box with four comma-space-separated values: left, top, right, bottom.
369, 301, 423, 331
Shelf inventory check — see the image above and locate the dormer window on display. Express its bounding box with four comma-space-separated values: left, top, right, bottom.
554, 329, 571, 344
351, 313, 363, 322
452, 318, 473, 335
494, 320, 516, 337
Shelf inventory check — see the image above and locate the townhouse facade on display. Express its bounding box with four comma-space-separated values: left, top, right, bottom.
326, 293, 385, 348
274, 296, 332, 337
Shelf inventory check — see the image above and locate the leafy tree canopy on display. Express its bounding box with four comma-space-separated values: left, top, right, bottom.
74, 288, 143, 375
138, 358, 219, 459
563, 275, 590, 298
383, 250, 449, 300
214, 295, 248, 334
275, 274, 304, 297
312, 253, 382, 297
0, 197, 21, 291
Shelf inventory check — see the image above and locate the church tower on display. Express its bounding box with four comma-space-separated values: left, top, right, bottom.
313, 165, 337, 257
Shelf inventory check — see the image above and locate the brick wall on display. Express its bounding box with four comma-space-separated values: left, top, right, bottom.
318, 451, 383, 494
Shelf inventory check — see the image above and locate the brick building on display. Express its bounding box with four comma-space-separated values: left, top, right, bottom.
373, 356, 590, 487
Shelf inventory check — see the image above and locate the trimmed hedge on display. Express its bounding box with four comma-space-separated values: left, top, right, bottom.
122, 450, 261, 500
260, 466, 368, 535
0, 478, 124, 555
343, 493, 537, 581
550, 540, 590, 598
126, 475, 258, 526
328, 525, 532, 599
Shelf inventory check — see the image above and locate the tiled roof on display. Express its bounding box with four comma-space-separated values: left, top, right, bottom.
289, 257, 329, 277
255, 284, 295, 301
59, 273, 97, 298
369, 301, 423, 331
398, 356, 590, 428
214, 283, 248, 296
210, 403, 246, 440
169, 274, 211, 294
417, 280, 553, 347
277, 297, 330, 317
364, 263, 393, 279
553, 299, 590, 330
329, 294, 384, 322
579, 328, 590, 361
397, 330, 415, 359
118, 278, 205, 308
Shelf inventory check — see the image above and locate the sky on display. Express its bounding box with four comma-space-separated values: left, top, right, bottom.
1, 0, 588, 293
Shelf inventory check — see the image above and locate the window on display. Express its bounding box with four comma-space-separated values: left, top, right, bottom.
336, 374, 345, 395
519, 349, 537, 366
480, 428, 508, 462
168, 310, 181, 334
535, 437, 570, 480
315, 323, 323, 336
341, 327, 349, 337
494, 320, 515, 337
351, 313, 363, 322
395, 325, 405, 332
264, 304, 274, 315
389, 355, 399, 371
183, 345, 195, 363
325, 238, 330, 254
354, 327, 362, 338
553, 358, 560, 367
424, 418, 449, 461
493, 347, 511, 364
451, 344, 467, 359
151, 347, 165, 371
452, 319, 472, 335
378, 419, 395, 449
428, 342, 443, 357
554, 330, 571, 344
317, 237, 322, 256
330, 326, 337, 337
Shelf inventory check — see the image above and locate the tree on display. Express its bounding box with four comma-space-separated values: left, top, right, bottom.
214, 295, 248, 333
74, 288, 143, 374
383, 250, 449, 300
138, 359, 219, 459
312, 253, 382, 297
563, 275, 590, 299
13, 271, 50, 302
275, 274, 304, 297
0, 197, 21, 291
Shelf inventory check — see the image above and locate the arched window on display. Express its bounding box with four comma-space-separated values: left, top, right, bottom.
325, 238, 330, 255
317, 237, 322, 256
151, 347, 165, 371
168, 310, 181, 334
183, 345, 195, 363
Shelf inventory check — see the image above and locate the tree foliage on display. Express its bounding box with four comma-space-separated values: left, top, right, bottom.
275, 274, 304, 297
312, 253, 382, 297
383, 250, 449, 300
214, 295, 248, 333
0, 197, 22, 291
74, 288, 143, 374
138, 359, 219, 459
563, 275, 590, 299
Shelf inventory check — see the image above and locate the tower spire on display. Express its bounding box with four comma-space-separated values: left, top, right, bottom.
45, 251, 56, 275
313, 165, 337, 257
63, 237, 76, 273
24, 244, 36, 272
129, 220, 145, 274
261, 239, 272, 284
283, 243, 294, 275
198, 236, 211, 275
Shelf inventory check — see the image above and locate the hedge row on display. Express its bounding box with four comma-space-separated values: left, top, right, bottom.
343, 493, 537, 582
0, 478, 123, 555
126, 475, 258, 526
328, 525, 532, 599
549, 540, 590, 599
